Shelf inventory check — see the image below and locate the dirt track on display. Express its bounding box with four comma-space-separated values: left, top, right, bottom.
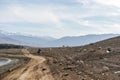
1, 36, 120, 80
2, 49, 54, 80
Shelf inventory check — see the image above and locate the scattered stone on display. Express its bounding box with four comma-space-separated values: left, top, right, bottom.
98, 47, 102, 50
103, 66, 109, 71
106, 48, 112, 53
62, 73, 69, 77
90, 49, 96, 52
63, 66, 74, 70
53, 61, 57, 64
107, 48, 112, 52
42, 68, 47, 71
8, 69, 12, 72
103, 58, 108, 60
76, 72, 82, 75
102, 73, 105, 75
106, 50, 110, 53
106, 73, 109, 76
83, 49, 87, 52
90, 72, 93, 74
59, 63, 63, 65
80, 60, 84, 64
114, 71, 120, 74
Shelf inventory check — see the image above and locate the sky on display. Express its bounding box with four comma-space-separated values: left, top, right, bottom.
0, 0, 120, 38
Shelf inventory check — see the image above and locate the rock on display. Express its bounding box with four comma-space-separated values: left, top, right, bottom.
59, 63, 63, 65
89, 49, 96, 52
80, 60, 84, 64
106, 48, 112, 53
77, 72, 82, 75
107, 48, 112, 52
53, 61, 57, 64
98, 47, 102, 50
62, 73, 69, 77
82, 78, 86, 80
63, 66, 75, 70
114, 71, 120, 74
103, 66, 109, 71
83, 49, 87, 52
42, 68, 47, 71
106, 50, 110, 53
90, 72, 93, 74
102, 73, 105, 75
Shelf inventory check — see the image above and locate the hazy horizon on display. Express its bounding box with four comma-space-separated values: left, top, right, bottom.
0, 0, 120, 38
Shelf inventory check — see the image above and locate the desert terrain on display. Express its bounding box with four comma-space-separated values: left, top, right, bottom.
0, 36, 120, 80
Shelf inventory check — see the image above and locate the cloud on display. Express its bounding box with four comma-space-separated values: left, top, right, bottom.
93, 0, 120, 8
75, 18, 120, 34
0, 0, 120, 37
0, 4, 65, 30
0, 5, 59, 23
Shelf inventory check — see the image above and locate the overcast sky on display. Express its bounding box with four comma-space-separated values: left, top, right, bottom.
0, 0, 120, 38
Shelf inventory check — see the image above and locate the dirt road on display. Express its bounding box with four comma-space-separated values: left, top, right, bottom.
2, 49, 54, 80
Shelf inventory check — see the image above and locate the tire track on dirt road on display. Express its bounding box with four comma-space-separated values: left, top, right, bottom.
2, 49, 54, 80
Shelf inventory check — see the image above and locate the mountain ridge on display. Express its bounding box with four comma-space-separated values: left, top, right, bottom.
0, 31, 119, 47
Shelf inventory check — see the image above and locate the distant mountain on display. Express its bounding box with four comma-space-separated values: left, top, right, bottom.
7, 34, 55, 46
45, 34, 120, 47
0, 31, 119, 47
0, 32, 21, 44
0, 31, 56, 47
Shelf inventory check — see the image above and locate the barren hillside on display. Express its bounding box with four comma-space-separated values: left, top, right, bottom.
0, 36, 120, 80
39, 36, 120, 80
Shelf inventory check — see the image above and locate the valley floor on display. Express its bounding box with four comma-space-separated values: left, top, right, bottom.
1, 36, 120, 80
2, 49, 54, 80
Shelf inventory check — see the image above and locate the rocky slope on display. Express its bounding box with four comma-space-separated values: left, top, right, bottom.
39, 36, 120, 80
0, 36, 120, 80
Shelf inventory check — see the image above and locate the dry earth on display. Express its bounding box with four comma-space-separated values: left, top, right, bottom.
2, 49, 54, 80
0, 36, 120, 80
